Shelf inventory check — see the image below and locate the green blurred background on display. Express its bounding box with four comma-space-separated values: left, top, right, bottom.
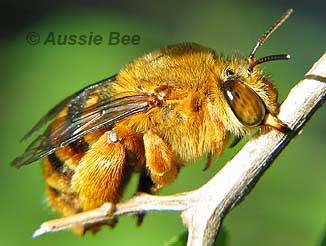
1, 0, 325, 245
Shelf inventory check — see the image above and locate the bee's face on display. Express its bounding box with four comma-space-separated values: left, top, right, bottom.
221, 59, 267, 128
208, 8, 293, 136
211, 57, 278, 136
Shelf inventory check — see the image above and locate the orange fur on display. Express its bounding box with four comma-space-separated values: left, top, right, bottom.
71, 131, 126, 210
143, 131, 179, 187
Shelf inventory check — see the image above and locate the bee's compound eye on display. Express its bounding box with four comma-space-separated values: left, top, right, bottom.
222, 80, 266, 127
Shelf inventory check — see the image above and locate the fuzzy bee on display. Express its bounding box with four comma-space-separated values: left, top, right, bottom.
12, 9, 292, 234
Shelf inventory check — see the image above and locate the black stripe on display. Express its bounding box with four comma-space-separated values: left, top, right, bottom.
47, 185, 61, 196
48, 153, 64, 173
69, 138, 89, 154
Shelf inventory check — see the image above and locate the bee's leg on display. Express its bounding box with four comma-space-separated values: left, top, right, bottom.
203, 152, 212, 171
71, 130, 128, 233
137, 130, 179, 225
71, 126, 145, 233
264, 113, 291, 133
143, 131, 179, 190
71, 130, 127, 210
135, 168, 155, 225
229, 135, 243, 148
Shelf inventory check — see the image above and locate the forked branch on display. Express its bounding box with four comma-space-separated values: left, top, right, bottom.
33, 54, 326, 246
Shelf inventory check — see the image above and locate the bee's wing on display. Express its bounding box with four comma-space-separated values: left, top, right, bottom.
12, 76, 157, 168
21, 74, 117, 141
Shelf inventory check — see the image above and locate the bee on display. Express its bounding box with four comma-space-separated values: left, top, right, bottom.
12, 9, 292, 234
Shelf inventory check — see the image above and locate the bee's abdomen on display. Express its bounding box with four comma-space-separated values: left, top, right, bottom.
44, 141, 88, 214
43, 94, 106, 218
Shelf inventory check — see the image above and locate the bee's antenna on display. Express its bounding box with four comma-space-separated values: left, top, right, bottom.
248, 54, 290, 72
248, 9, 293, 71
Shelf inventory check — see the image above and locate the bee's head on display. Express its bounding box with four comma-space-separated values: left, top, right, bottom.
218, 9, 292, 134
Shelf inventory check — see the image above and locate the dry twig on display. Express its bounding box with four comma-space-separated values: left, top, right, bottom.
33, 54, 326, 245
